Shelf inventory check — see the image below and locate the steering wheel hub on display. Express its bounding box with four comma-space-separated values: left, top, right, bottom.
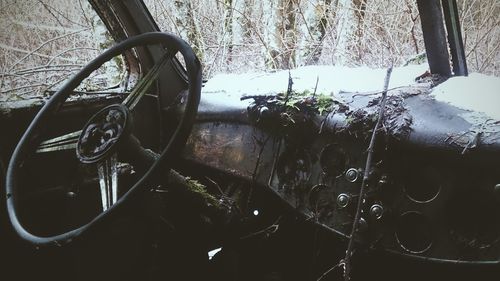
77, 104, 131, 164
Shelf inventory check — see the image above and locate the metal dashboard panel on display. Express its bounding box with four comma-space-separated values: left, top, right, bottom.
183, 122, 277, 181
182, 88, 500, 264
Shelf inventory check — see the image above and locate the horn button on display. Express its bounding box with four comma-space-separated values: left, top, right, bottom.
77, 104, 131, 164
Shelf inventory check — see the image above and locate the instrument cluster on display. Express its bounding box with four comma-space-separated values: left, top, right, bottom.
268, 135, 500, 263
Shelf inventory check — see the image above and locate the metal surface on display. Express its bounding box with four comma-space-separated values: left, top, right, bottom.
369, 204, 384, 220
77, 104, 130, 164
416, 0, 452, 77
442, 0, 468, 76
97, 153, 119, 211
337, 193, 350, 208
122, 52, 171, 110
36, 130, 82, 153
184, 122, 276, 180
345, 168, 360, 183
182, 83, 500, 264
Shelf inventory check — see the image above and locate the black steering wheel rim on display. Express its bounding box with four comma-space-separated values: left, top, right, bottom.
5, 32, 202, 246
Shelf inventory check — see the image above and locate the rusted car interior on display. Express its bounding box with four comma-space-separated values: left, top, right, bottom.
1, 0, 499, 280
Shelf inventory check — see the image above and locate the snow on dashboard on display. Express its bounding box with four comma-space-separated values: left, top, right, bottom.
203, 64, 429, 96
203, 64, 499, 120
431, 73, 500, 120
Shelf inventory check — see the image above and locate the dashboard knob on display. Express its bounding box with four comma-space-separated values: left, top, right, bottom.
337, 193, 350, 208
370, 204, 384, 220
345, 168, 360, 182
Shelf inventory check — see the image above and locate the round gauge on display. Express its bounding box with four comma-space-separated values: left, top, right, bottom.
404, 168, 441, 203
395, 211, 433, 254
276, 148, 311, 188
308, 184, 332, 211
319, 144, 348, 176
445, 180, 500, 258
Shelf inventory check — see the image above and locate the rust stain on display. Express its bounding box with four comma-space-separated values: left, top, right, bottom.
186, 125, 253, 178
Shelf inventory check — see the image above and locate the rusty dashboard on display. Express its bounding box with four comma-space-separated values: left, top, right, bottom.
181, 85, 500, 264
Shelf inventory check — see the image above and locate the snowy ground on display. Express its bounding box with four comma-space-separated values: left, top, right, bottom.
203, 64, 500, 120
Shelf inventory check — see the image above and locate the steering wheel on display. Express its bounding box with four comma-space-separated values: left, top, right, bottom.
5, 32, 202, 246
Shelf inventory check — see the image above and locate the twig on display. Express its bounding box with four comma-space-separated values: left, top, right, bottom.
78, 0, 93, 29
204, 176, 226, 197
12, 64, 84, 75
0, 83, 49, 94
8, 28, 89, 71
3, 67, 80, 77
3, 19, 86, 33
239, 216, 282, 240
478, 40, 500, 73
284, 70, 293, 106
296, 0, 316, 43
43, 73, 74, 93
342, 83, 428, 104
246, 134, 271, 214
46, 47, 97, 66
342, 66, 393, 281
0, 43, 76, 63
36, 0, 86, 28
214, 0, 278, 69
316, 261, 343, 281
303, 1, 341, 66
313, 75, 319, 97
461, 132, 482, 155
204, 1, 233, 79
36, 0, 64, 27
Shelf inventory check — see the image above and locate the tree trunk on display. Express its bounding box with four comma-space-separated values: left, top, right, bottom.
224, 0, 234, 64
276, 0, 299, 69
305, 0, 333, 65
351, 0, 367, 62
174, 0, 204, 63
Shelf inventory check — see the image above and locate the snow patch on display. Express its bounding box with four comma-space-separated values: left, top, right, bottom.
431, 73, 500, 120
205, 66, 500, 121
203, 64, 429, 97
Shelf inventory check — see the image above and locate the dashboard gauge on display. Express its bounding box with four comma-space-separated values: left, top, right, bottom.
319, 144, 348, 176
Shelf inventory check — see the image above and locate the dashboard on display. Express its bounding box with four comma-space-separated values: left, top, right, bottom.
182, 88, 500, 264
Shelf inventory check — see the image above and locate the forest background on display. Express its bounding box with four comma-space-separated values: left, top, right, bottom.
0, 0, 498, 99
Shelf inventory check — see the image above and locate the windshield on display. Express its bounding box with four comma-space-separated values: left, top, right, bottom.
0, 0, 126, 102
142, 0, 498, 79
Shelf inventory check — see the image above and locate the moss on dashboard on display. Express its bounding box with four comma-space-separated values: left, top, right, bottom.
276, 89, 335, 116
245, 88, 344, 137
184, 177, 221, 208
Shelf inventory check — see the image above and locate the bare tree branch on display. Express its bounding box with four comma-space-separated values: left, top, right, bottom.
8, 28, 90, 71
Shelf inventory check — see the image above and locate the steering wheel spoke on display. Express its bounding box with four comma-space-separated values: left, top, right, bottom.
36, 130, 82, 153
122, 52, 171, 111
96, 153, 119, 212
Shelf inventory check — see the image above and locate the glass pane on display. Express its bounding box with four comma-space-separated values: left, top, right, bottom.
0, 0, 125, 102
